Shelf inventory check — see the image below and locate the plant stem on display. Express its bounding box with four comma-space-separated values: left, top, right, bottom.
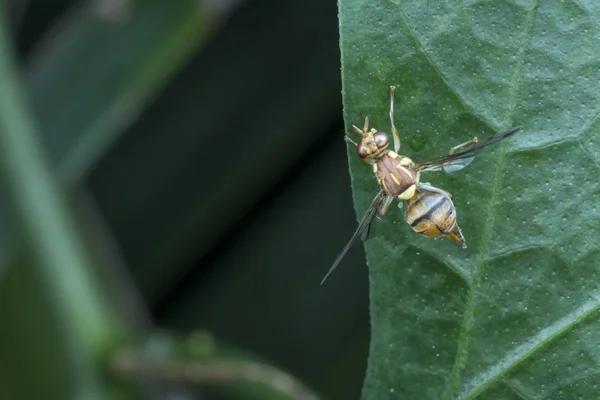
0, 8, 122, 400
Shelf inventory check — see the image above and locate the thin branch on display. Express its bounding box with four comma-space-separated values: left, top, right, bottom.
111, 350, 321, 400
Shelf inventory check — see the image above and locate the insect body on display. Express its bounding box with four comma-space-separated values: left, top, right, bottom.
405, 185, 463, 244
321, 86, 521, 284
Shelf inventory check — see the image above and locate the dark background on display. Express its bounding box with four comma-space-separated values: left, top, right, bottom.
13, 0, 372, 399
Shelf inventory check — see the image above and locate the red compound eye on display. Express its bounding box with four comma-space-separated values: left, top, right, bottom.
373, 131, 389, 148
357, 143, 369, 158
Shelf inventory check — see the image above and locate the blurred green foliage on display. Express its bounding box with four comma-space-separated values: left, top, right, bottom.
0, 0, 358, 399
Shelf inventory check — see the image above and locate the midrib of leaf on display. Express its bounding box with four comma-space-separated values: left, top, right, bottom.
441, 138, 511, 400
441, 1, 538, 397
392, 6, 519, 397
434, 1, 600, 397
392, 5, 531, 396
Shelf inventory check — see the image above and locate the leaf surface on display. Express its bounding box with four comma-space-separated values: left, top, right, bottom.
339, 0, 600, 398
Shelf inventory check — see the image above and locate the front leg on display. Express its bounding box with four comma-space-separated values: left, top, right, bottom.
389, 86, 401, 152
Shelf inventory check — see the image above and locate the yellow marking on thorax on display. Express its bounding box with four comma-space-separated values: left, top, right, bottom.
399, 156, 414, 166
398, 184, 417, 200
395, 164, 414, 182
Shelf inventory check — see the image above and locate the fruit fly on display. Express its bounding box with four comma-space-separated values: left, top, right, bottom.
321, 86, 521, 284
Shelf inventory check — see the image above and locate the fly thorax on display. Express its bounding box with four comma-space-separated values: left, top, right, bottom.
374, 152, 417, 198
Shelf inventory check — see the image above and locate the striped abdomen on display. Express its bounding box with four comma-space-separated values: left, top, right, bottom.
405, 188, 466, 247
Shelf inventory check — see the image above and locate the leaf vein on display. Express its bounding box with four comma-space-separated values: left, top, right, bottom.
460, 293, 600, 398
504, 379, 542, 400
442, 2, 539, 398
578, 108, 600, 140
505, 0, 539, 124
394, 6, 496, 132
408, 242, 472, 285
577, 139, 600, 172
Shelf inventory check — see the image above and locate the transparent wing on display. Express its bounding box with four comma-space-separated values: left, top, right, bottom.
320, 190, 388, 285
441, 156, 475, 173
416, 126, 521, 173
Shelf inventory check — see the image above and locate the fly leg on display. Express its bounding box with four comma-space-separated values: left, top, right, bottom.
441, 137, 480, 173
378, 194, 394, 216
449, 137, 478, 155
389, 86, 401, 152
365, 194, 392, 239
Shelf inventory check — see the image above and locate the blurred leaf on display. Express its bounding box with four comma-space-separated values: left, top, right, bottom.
0, 6, 120, 399
27, 0, 212, 183
339, 0, 600, 399
0, 0, 214, 267
87, 0, 343, 305
0, 1, 215, 398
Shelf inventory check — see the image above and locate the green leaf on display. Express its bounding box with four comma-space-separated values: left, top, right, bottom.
339, 1, 600, 399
